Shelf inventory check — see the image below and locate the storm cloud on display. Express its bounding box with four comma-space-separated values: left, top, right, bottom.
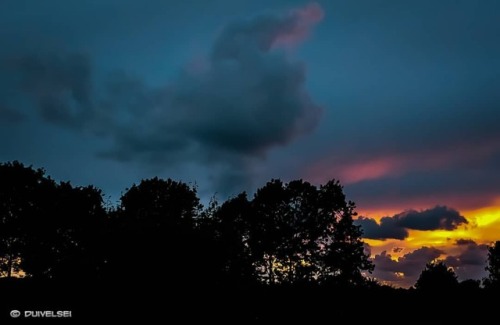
395, 206, 468, 231
3, 54, 94, 128
1, 3, 323, 193
355, 216, 408, 240
356, 206, 468, 240
0, 106, 25, 123
100, 4, 324, 165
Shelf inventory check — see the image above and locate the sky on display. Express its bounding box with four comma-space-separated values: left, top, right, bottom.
1, 0, 499, 287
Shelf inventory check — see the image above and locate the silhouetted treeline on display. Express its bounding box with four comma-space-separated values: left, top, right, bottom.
0, 161, 372, 286
0, 161, 499, 321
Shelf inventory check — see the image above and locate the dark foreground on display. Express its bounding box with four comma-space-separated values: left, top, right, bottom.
0, 279, 496, 323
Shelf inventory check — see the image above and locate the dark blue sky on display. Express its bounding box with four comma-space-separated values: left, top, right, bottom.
1, 0, 499, 213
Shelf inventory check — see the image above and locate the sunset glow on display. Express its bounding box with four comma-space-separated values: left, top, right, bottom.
357, 203, 500, 286
2, 0, 499, 292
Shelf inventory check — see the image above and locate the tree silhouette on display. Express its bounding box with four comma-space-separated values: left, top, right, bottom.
317, 180, 374, 285
0, 161, 107, 279
105, 177, 201, 283
250, 179, 319, 284
459, 279, 481, 291
484, 241, 500, 289
0, 161, 54, 278
414, 261, 458, 291
4, 159, 500, 321
33, 183, 106, 279
197, 193, 256, 286
215, 179, 374, 285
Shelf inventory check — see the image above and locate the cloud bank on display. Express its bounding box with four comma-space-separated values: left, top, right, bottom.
0, 3, 323, 193
372, 240, 489, 287
355, 206, 468, 240
372, 247, 443, 286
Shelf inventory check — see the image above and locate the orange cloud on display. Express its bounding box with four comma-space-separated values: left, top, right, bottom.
305, 139, 500, 286
360, 200, 500, 286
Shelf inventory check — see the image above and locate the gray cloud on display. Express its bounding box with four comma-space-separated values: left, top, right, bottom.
356, 206, 467, 240
395, 206, 468, 231
157, 3, 322, 157
344, 165, 500, 212
6, 54, 94, 128
355, 216, 408, 240
372, 242, 489, 287
372, 247, 443, 287
298, 1, 500, 212
444, 241, 489, 281
0, 106, 25, 123
455, 239, 476, 246
2, 0, 499, 209
1, 4, 323, 195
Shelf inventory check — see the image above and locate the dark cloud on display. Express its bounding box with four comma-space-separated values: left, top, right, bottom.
371, 252, 400, 282
157, 3, 322, 157
1, 4, 323, 194
344, 165, 500, 211
0, 106, 25, 123
444, 241, 489, 281
355, 216, 408, 240
395, 206, 468, 231
395, 247, 444, 278
2, 0, 499, 208
356, 206, 467, 240
392, 247, 403, 253
6, 54, 94, 128
371, 242, 489, 287
299, 0, 500, 212
453, 243, 488, 266
455, 239, 476, 246
372, 247, 443, 287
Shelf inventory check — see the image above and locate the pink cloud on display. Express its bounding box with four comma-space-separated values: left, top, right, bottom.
305, 155, 406, 185
337, 157, 403, 184
305, 139, 500, 185
272, 3, 324, 48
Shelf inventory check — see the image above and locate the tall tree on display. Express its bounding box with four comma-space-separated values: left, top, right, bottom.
484, 241, 500, 289
106, 177, 201, 282
202, 193, 256, 285
0, 161, 54, 278
23, 183, 107, 279
0, 161, 107, 280
318, 180, 374, 285
246, 179, 373, 285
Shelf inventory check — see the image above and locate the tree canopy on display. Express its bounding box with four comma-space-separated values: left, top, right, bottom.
484, 241, 500, 289
414, 261, 458, 291
0, 161, 374, 287
1, 160, 499, 322
0, 161, 105, 279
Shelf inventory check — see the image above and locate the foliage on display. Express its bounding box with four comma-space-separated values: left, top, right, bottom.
414, 261, 458, 291
209, 179, 373, 285
484, 241, 500, 289
0, 161, 372, 287
0, 161, 105, 279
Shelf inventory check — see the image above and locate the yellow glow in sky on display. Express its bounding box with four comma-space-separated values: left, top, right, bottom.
362, 204, 500, 261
